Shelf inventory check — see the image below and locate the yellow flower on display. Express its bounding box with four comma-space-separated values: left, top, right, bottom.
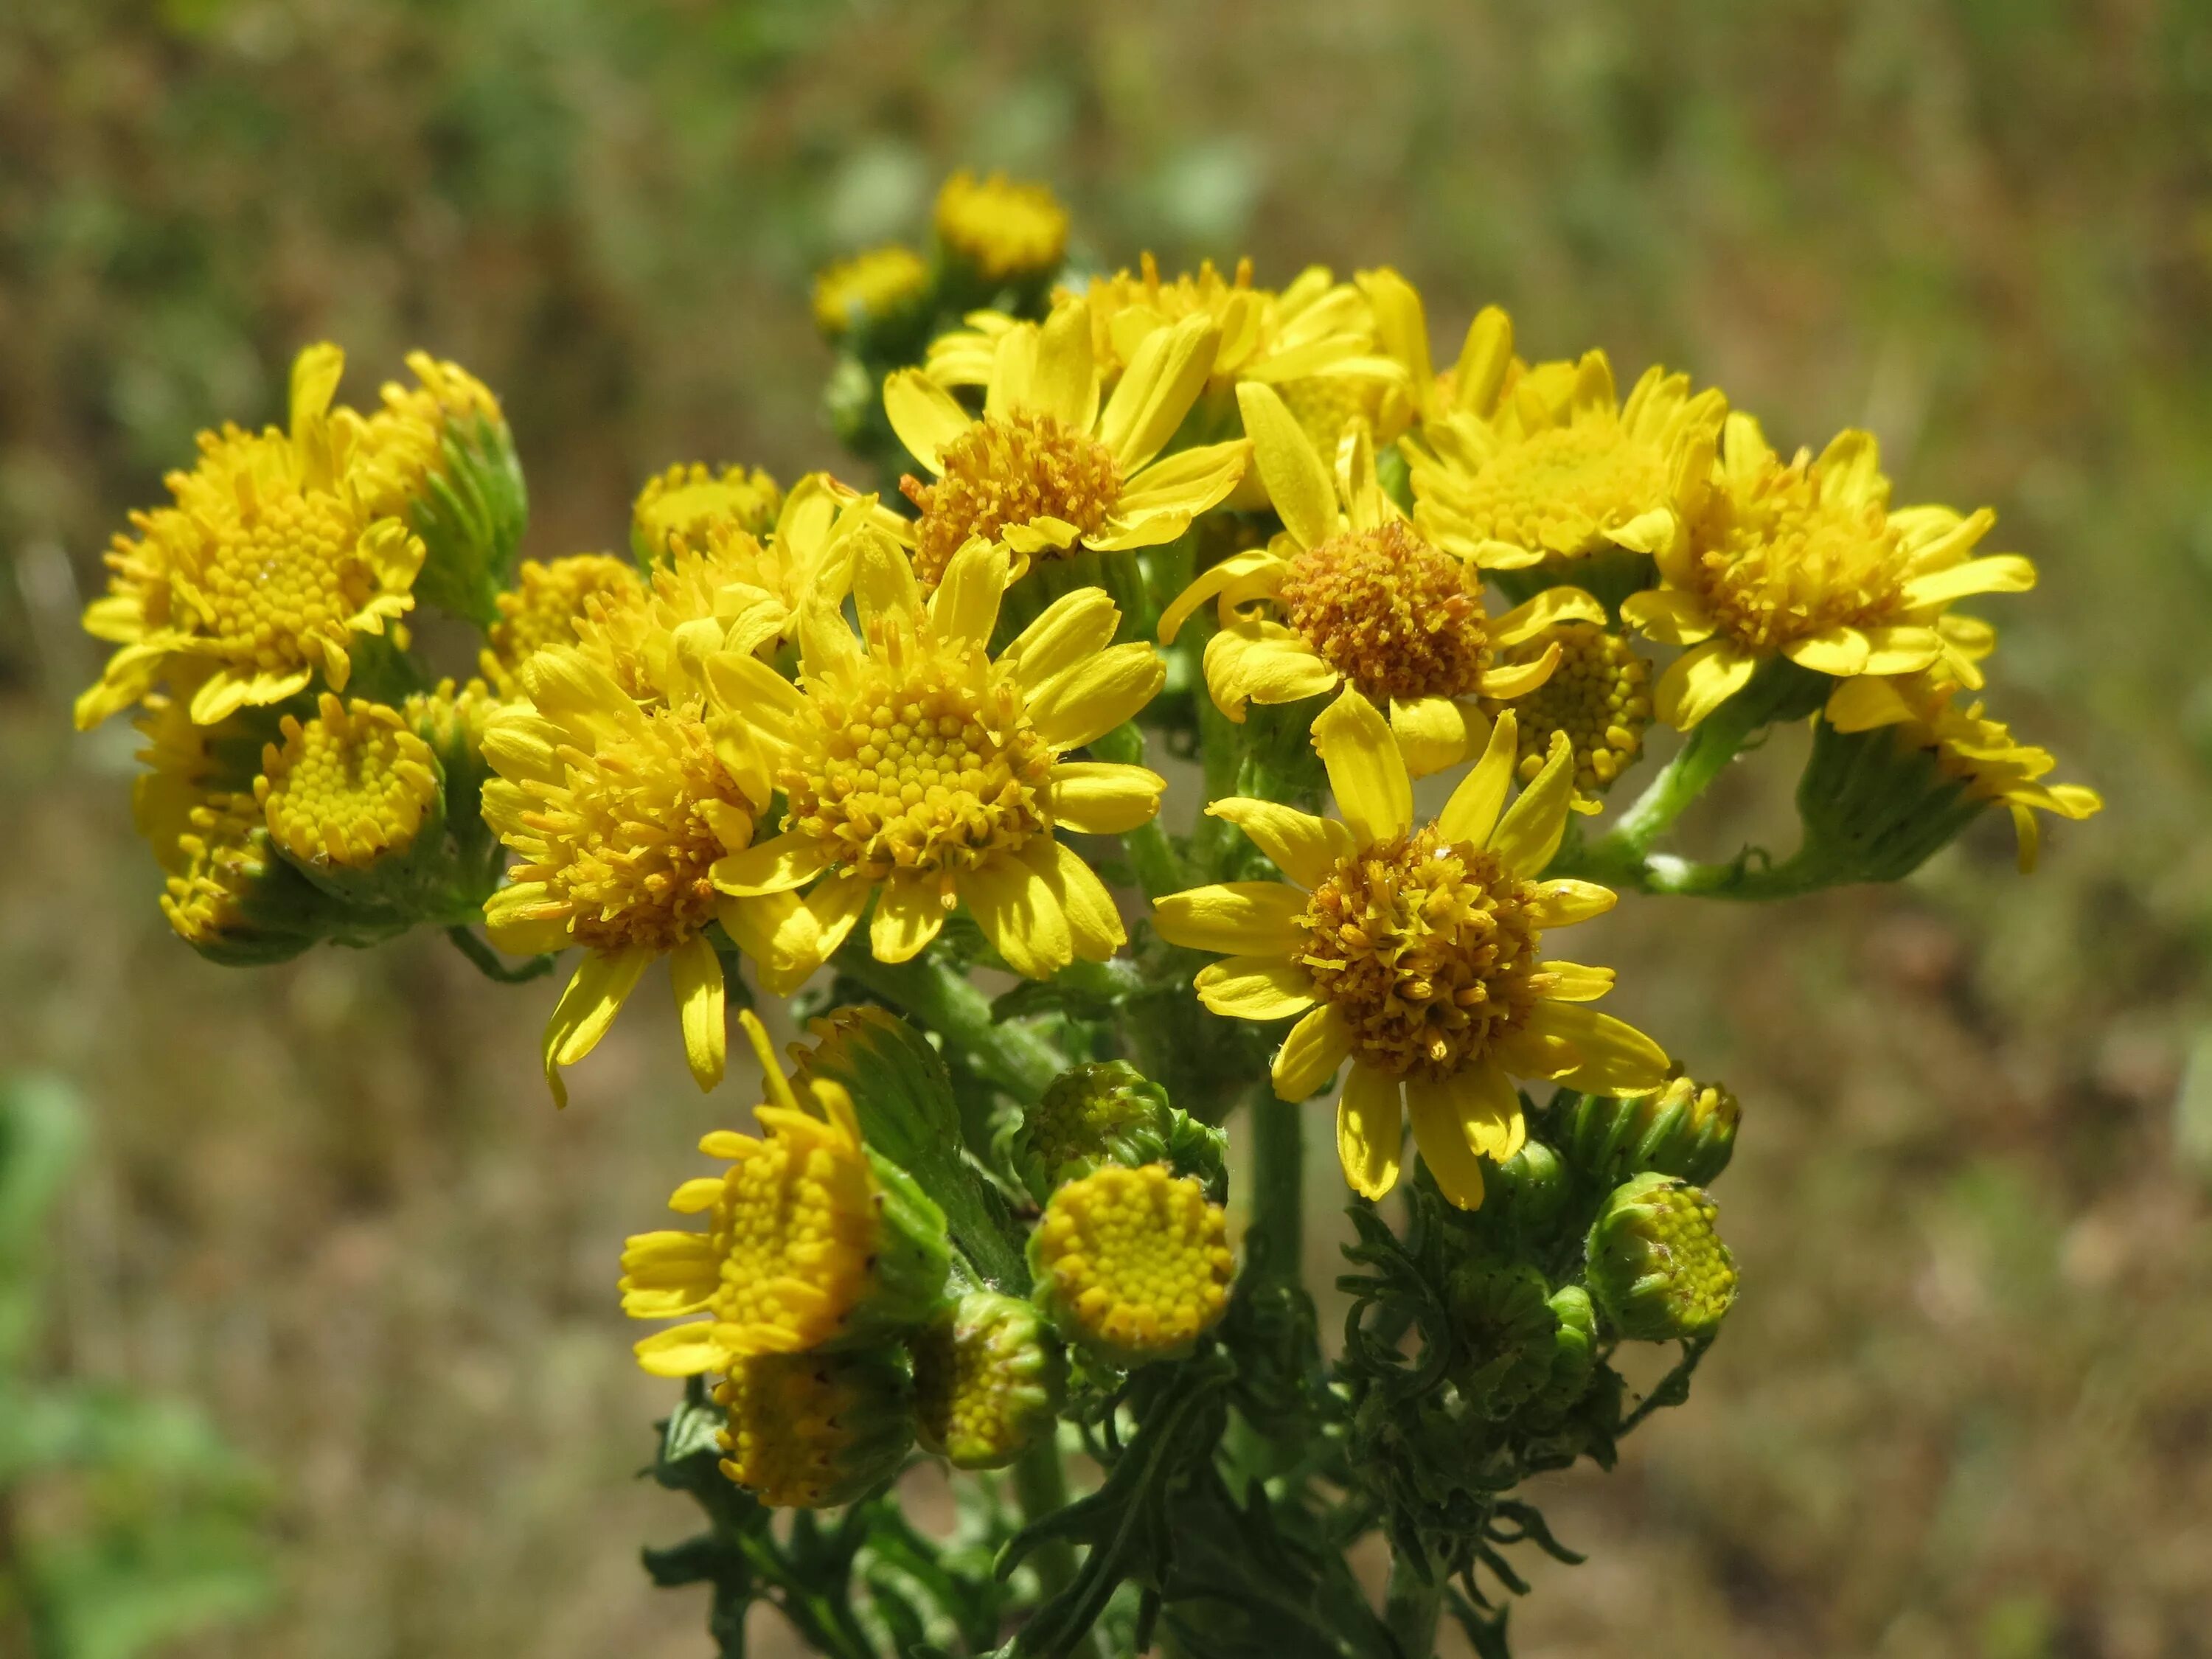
479, 644, 761, 1102
1622, 415, 2037, 728
1151, 692, 1668, 1209
1823, 673, 2101, 872
709, 532, 1166, 985
631, 462, 784, 567
1028, 1164, 1234, 1365
255, 693, 441, 869
1159, 382, 1606, 777
813, 244, 931, 338
1406, 314, 1727, 570
76, 343, 424, 730
479, 554, 645, 695
339, 350, 509, 522
1480, 622, 1652, 811
156, 791, 279, 951
883, 297, 1249, 591
712, 1348, 916, 1509
934, 170, 1068, 285
621, 1012, 921, 1373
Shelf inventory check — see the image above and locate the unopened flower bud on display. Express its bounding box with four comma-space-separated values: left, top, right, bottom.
933, 170, 1067, 304
1484, 1138, 1571, 1231
813, 245, 933, 344
911, 1290, 1065, 1471
630, 462, 782, 569
1007, 1061, 1225, 1202
1029, 1164, 1234, 1368
1585, 1172, 1738, 1342
1564, 1073, 1741, 1187
1537, 1284, 1599, 1410
1443, 1262, 1559, 1415
714, 1346, 915, 1509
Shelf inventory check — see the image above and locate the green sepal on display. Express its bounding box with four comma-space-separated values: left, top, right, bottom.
836, 1149, 953, 1351
1585, 1172, 1739, 1343
406, 411, 529, 629
1559, 1075, 1739, 1189
1001, 1061, 1227, 1204
1787, 712, 1992, 886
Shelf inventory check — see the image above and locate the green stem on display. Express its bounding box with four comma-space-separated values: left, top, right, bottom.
443, 925, 557, 983
1618, 849, 1835, 900
834, 948, 1066, 1104
1247, 1085, 1304, 1290
1011, 1440, 1102, 1659
1120, 818, 1189, 900
1382, 1555, 1443, 1659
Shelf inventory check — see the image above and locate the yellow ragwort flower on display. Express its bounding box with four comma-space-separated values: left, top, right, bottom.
709, 532, 1167, 984
620, 1014, 892, 1374
76, 344, 424, 730
934, 170, 1068, 285
712, 1348, 916, 1509
1481, 622, 1652, 811
1824, 672, 2102, 872
631, 462, 785, 567
1029, 1164, 1234, 1365
480, 553, 645, 695
1160, 382, 1605, 777
884, 297, 1249, 591
479, 644, 761, 1102
1407, 313, 1727, 570
1152, 693, 1668, 1209
339, 350, 508, 522
813, 244, 931, 338
255, 693, 440, 868
1622, 415, 2037, 728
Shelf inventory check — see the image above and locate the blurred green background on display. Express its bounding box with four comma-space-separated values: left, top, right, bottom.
4, 1, 2211, 1655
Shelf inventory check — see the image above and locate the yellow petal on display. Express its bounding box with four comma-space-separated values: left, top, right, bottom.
883, 369, 974, 475
1114, 440, 1252, 522
1476, 642, 1561, 701
1338, 419, 1382, 533
1782, 627, 1872, 677
543, 947, 652, 1105
1312, 689, 1413, 845
1273, 1004, 1354, 1100
961, 852, 1071, 979
1203, 797, 1354, 888
1098, 312, 1220, 473
1026, 642, 1166, 751
1337, 1063, 1405, 1200
1194, 955, 1320, 1020
1537, 961, 1615, 1003
1490, 585, 1608, 646
1439, 710, 1520, 846
631, 1323, 724, 1378
712, 832, 832, 897
1028, 296, 1100, 433
1654, 639, 1758, 729
1620, 588, 1717, 647
927, 537, 1012, 645
716, 892, 809, 996
1389, 695, 1484, 779
482, 882, 572, 954
1159, 550, 1280, 645
669, 934, 727, 1093
800, 873, 873, 970
1235, 380, 1338, 552
1489, 731, 1575, 877
1048, 762, 1166, 834
1609, 507, 1675, 554
1203, 623, 1340, 720
1151, 881, 1309, 954
1033, 838, 1125, 961
1006, 586, 1120, 692
1526, 877, 1618, 928
852, 526, 923, 634
870, 873, 946, 964
1899, 554, 2037, 608
1526, 1003, 1670, 1096
1404, 1074, 1489, 1210
1449, 305, 1514, 417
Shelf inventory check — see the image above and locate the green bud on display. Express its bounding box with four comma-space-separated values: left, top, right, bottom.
1484, 1139, 1571, 1231
1585, 1172, 1738, 1342
1789, 713, 1989, 886
1443, 1262, 1559, 1416
1562, 1074, 1741, 1188
911, 1290, 1066, 1470
1006, 1062, 1226, 1203
1536, 1285, 1599, 1411
714, 1345, 914, 1509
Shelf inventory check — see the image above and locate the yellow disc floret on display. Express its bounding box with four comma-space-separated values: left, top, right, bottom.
935, 170, 1068, 284
481, 554, 644, 692
159, 791, 270, 947
1298, 827, 1549, 1082
1029, 1164, 1234, 1364
1444, 421, 1669, 557
631, 462, 784, 566
714, 1348, 915, 1509
1273, 521, 1492, 704
900, 411, 1123, 591
1484, 622, 1650, 805
813, 245, 931, 337
256, 693, 441, 867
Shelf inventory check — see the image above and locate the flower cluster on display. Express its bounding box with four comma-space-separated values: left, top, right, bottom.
77, 171, 2104, 1656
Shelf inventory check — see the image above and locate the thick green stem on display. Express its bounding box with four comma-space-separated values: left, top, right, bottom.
1010, 1441, 1100, 1659
1120, 818, 1189, 899
1247, 1086, 1304, 1290
833, 949, 1065, 1103
1382, 1555, 1443, 1658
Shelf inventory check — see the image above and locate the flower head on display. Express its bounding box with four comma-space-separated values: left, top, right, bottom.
76, 344, 425, 730
1585, 1172, 1738, 1342
1161, 382, 1606, 776
480, 645, 760, 1101
1152, 693, 1668, 1208
480, 554, 645, 695
1564, 1071, 1740, 1187
1823, 672, 2101, 872
934, 170, 1068, 285
1481, 622, 1652, 810
341, 350, 509, 521
1624, 417, 2037, 728
622, 1012, 950, 1376
911, 1290, 1066, 1470
813, 245, 931, 339
255, 693, 441, 870
631, 462, 784, 568
1408, 316, 1725, 569
1029, 1164, 1234, 1366
714, 1347, 916, 1509
883, 298, 1248, 591
709, 532, 1167, 986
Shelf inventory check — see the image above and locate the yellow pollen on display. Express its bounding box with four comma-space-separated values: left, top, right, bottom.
1275, 521, 1492, 703
175, 487, 378, 673
1449, 422, 1666, 555
484, 555, 644, 689
693, 1117, 880, 1353
515, 706, 753, 952
813, 245, 931, 335
1032, 1165, 1234, 1359
1298, 827, 1548, 1080
632, 462, 783, 564
901, 411, 1122, 591
1488, 622, 1652, 797
782, 629, 1057, 885
935, 170, 1068, 282
257, 694, 440, 867
1688, 453, 1911, 650
713, 1350, 905, 1508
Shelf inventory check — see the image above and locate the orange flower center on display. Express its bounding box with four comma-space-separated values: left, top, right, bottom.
901, 411, 1121, 591
1275, 521, 1492, 703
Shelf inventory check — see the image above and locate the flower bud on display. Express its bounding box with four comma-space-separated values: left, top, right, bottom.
1536, 1284, 1599, 1411
1562, 1074, 1741, 1187
1029, 1164, 1234, 1368
1483, 1139, 1571, 1232
812, 245, 933, 345
630, 462, 782, 569
1006, 1061, 1226, 1203
1585, 1172, 1738, 1342
911, 1290, 1066, 1471
933, 170, 1067, 306
714, 1346, 915, 1509
1443, 1262, 1559, 1416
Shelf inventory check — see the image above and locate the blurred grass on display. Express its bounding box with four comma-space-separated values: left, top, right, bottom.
3, 1, 2211, 1655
